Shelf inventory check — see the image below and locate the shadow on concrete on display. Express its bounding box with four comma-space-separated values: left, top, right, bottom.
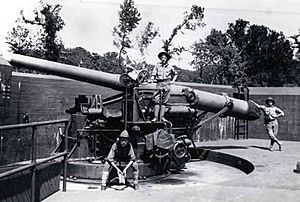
154, 178, 185, 185
250, 146, 270, 151
188, 148, 255, 174
197, 145, 248, 150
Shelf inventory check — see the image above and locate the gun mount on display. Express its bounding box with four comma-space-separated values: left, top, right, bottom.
5, 53, 261, 178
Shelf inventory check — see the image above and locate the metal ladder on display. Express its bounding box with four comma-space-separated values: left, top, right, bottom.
233, 86, 249, 140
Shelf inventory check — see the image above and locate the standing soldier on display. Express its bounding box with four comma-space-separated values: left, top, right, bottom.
150, 51, 178, 122
250, 97, 284, 151
101, 130, 139, 190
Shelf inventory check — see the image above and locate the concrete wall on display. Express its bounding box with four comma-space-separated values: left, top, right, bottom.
1, 65, 299, 165
0, 71, 119, 165
0, 71, 235, 165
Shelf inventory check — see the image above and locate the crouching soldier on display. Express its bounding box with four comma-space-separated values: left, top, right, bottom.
101, 130, 139, 190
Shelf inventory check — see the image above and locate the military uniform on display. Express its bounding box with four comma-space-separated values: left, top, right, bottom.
151, 62, 177, 104
262, 105, 284, 150
101, 130, 139, 190
255, 97, 284, 151
151, 51, 177, 122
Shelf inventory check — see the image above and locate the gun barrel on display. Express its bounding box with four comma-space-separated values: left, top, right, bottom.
5, 53, 260, 120
6, 53, 125, 91
172, 86, 261, 120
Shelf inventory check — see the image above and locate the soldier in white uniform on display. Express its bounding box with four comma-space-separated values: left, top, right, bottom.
150, 51, 177, 122
250, 97, 284, 151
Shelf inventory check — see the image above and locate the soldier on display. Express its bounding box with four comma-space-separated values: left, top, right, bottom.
150, 51, 178, 122
250, 97, 284, 151
101, 130, 139, 190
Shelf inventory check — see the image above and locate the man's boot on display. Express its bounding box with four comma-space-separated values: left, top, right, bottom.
101, 185, 106, 191
269, 139, 275, 151
101, 171, 108, 191
277, 141, 282, 151
133, 171, 139, 190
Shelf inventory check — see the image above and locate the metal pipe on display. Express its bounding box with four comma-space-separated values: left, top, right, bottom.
0, 118, 70, 198
0, 119, 69, 130
31, 126, 36, 202
35, 152, 67, 166
63, 120, 70, 192
0, 163, 34, 178
0, 152, 68, 179
103, 96, 123, 106
67, 142, 78, 159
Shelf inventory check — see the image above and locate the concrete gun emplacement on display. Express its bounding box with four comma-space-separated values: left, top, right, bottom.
4, 53, 261, 171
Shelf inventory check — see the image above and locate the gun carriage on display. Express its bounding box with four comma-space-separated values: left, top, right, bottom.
6, 53, 261, 179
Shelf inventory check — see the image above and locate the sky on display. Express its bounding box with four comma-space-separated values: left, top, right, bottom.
1, 0, 300, 69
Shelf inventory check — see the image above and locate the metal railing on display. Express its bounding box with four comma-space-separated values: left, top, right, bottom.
0, 118, 70, 202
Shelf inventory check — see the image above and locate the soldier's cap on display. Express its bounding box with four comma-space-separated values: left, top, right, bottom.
119, 130, 129, 138
158, 51, 171, 61
131, 125, 140, 132
265, 97, 275, 104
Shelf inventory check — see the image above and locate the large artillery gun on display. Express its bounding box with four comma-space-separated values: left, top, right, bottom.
5, 53, 261, 179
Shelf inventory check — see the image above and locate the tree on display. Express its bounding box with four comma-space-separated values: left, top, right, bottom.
226, 19, 296, 86
228, 20, 294, 86
175, 67, 200, 82
6, 15, 45, 62
288, 32, 300, 85
136, 22, 159, 60
6, 1, 65, 62
6, 15, 44, 72
191, 29, 247, 86
227, 19, 251, 55
101, 52, 124, 74
162, 5, 205, 55
290, 31, 300, 61
59, 47, 99, 69
6, 25, 36, 55
59, 47, 123, 74
113, 0, 141, 71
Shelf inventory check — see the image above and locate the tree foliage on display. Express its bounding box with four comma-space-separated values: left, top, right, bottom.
227, 19, 295, 86
191, 29, 247, 86
6, 25, 35, 55
289, 32, 300, 61
6, 1, 65, 62
59, 47, 123, 74
21, 1, 65, 62
191, 19, 298, 87
6, 17, 44, 61
6, 1, 300, 87
136, 22, 159, 60
113, 0, 141, 70
162, 5, 205, 55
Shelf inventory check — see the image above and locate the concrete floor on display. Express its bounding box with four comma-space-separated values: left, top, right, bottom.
44, 139, 300, 202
